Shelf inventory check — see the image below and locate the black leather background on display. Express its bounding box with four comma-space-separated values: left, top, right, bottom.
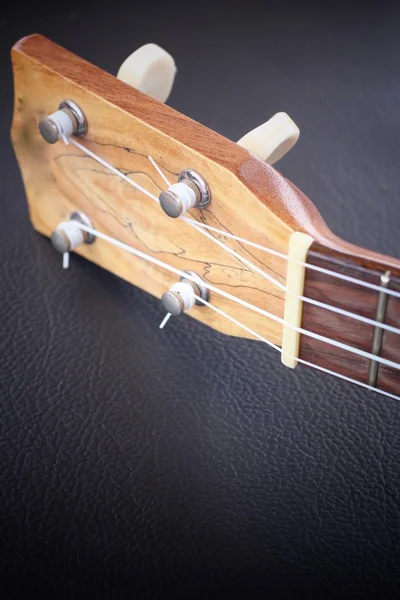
1, 2, 400, 598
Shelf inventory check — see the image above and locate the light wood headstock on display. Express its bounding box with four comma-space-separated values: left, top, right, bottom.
12, 34, 393, 358
11, 34, 400, 401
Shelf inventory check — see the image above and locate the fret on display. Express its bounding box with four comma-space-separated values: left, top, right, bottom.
299, 242, 400, 396
378, 278, 400, 392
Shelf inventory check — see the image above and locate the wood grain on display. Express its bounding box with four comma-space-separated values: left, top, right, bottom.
11, 34, 315, 346
10, 34, 400, 374
300, 242, 400, 396
378, 278, 400, 394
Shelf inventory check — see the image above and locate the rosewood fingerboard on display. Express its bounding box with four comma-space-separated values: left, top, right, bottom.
300, 242, 400, 397
378, 276, 400, 393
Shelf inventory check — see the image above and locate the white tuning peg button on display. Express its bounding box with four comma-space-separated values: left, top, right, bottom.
237, 112, 300, 165
117, 43, 177, 103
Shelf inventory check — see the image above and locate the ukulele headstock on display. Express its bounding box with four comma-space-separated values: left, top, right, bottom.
11, 34, 325, 351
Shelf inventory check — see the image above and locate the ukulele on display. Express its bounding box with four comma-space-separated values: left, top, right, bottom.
10, 35, 400, 402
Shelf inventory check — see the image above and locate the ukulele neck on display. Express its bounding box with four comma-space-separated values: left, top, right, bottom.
300, 241, 400, 397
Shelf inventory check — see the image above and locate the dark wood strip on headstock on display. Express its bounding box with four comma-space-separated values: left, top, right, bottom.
300, 242, 400, 397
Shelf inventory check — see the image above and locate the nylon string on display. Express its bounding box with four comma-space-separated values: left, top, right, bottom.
73, 220, 400, 403
67, 138, 400, 338
62, 138, 400, 400
74, 221, 400, 373
192, 296, 400, 403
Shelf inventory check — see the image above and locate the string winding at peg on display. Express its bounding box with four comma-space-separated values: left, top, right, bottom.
51, 212, 96, 269
159, 274, 208, 327
51, 220, 85, 270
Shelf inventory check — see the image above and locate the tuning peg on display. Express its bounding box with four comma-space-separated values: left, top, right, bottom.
117, 43, 177, 103
51, 212, 95, 269
39, 100, 87, 144
237, 112, 300, 165
159, 169, 211, 218
159, 271, 209, 328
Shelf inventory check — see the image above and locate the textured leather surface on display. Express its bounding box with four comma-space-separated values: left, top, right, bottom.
1, 2, 400, 598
